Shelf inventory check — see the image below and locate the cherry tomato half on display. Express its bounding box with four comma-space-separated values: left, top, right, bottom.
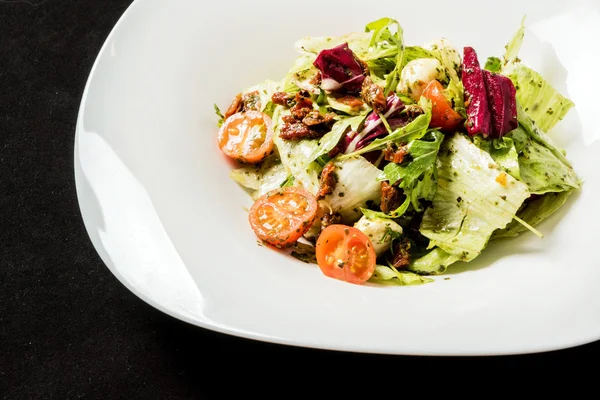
422, 80, 463, 132
249, 187, 318, 248
316, 225, 377, 285
218, 110, 274, 164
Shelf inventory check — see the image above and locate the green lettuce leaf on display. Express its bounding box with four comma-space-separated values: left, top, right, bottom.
370, 265, 433, 285
419, 133, 530, 262
506, 109, 580, 194
324, 155, 383, 223
492, 190, 574, 239
444, 79, 466, 118
295, 32, 372, 58
272, 108, 322, 195
408, 247, 460, 275
243, 80, 281, 116
504, 64, 575, 133
472, 136, 521, 180
280, 55, 318, 94
230, 156, 289, 200
503, 16, 526, 66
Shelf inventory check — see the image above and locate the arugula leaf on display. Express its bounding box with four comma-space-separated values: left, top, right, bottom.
365, 18, 405, 96
341, 103, 432, 158
214, 104, 225, 126
383, 131, 444, 186
382, 131, 444, 211
484, 56, 502, 73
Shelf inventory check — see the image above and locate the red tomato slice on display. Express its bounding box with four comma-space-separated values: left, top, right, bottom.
218, 110, 274, 164
422, 80, 463, 132
249, 187, 318, 248
316, 225, 377, 285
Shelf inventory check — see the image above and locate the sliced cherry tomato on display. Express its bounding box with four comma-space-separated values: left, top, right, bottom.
218, 110, 274, 164
422, 80, 463, 132
249, 187, 318, 248
316, 225, 377, 285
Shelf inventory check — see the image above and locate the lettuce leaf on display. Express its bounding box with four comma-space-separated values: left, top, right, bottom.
504, 64, 574, 133
492, 190, 574, 239
369, 265, 433, 285
500, 16, 574, 133
472, 136, 521, 180
502, 16, 526, 67
323, 155, 383, 223
506, 110, 580, 194
272, 108, 322, 195
408, 247, 460, 275
230, 156, 289, 200
419, 133, 530, 261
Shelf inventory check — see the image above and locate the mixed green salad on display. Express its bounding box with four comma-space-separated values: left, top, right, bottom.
215, 17, 581, 286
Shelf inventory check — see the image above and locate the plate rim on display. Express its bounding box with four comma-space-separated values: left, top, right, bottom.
73, 0, 600, 356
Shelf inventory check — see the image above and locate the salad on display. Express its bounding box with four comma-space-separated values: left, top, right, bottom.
214, 17, 581, 286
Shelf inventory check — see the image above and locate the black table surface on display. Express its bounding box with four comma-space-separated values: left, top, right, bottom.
2, 0, 599, 397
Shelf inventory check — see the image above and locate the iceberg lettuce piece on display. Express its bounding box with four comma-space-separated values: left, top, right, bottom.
230, 155, 289, 200
504, 63, 575, 133
323, 155, 383, 223
408, 247, 460, 275
492, 190, 574, 239
419, 133, 530, 262
506, 110, 580, 194
472, 136, 521, 180
370, 265, 433, 285
272, 108, 322, 196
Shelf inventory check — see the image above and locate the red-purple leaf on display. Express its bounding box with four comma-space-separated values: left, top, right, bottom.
462, 47, 492, 137
313, 43, 366, 93
343, 93, 405, 153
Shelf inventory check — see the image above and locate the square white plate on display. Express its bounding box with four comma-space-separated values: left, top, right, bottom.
75, 0, 600, 355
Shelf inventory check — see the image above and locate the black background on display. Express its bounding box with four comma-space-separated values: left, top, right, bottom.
2, 0, 599, 397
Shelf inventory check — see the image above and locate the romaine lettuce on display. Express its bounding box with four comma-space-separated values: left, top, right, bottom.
419, 133, 530, 262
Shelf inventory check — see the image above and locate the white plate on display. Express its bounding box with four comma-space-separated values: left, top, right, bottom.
75, 0, 600, 355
